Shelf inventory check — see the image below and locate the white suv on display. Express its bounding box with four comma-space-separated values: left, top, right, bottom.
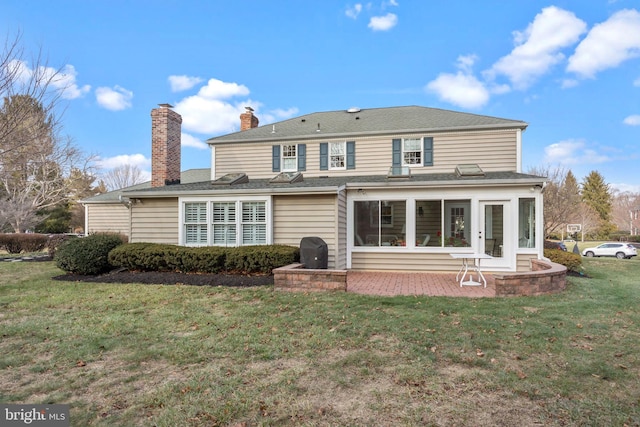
582, 243, 637, 259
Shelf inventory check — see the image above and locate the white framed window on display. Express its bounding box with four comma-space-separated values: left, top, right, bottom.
184, 202, 208, 244
329, 141, 346, 170
242, 202, 267, 245
403, 138, 422, 166
212, 202, 236, 245
180, 197, 271, 246
282, 144, 297, 171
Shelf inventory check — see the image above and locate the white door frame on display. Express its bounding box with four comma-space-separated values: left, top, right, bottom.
478, 200, 512, 270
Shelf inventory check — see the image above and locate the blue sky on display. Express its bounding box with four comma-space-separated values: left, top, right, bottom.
3, 1, 640, 192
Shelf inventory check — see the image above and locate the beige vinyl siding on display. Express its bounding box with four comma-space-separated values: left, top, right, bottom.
86, 204, 130, 237
516, 253, 538, 271
351, 252, 464, 271
213, 129, 519, 179
273, 194, 338, 269
130, 198, 179, 244
352, 252, 538, 272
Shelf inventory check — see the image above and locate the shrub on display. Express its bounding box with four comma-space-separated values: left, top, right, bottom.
108, 243, 298, 275
55, 233, 126, 275
544, 249, 582, 272
0, 233, 49, 254
46, 234, 78, 258
225, 245, 300, 273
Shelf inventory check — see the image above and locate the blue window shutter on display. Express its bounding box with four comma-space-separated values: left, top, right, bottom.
298, 144, 306, 171
346, 141, 356, 169
423, 137, 433, 166
272, 145, 280, 172
392, 139, 402, 167
319, 142, 328, 170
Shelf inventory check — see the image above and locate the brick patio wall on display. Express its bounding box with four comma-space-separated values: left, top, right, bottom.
273, 263, 347, 292
273, 259, 567, 296
493, 259, 567, 297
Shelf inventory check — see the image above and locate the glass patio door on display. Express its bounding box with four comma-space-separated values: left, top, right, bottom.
479, 201, 510, 268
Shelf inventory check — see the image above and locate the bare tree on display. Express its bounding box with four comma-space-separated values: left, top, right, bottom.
0, 33, 95, 232
1, 31, 65, 159
611, 190, 640, 235
528, 165, 575, 237
101, 164, 146, 191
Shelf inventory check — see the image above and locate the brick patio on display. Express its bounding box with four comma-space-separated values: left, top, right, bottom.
346, 271, 496, 297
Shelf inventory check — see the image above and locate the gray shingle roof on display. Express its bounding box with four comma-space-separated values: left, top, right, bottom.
81, 168, 211, 203
207, 105, 528, 144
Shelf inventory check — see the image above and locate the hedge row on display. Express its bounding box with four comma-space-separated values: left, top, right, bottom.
108, 243, 300, 275
0, 233, 50, 254
544, 248, 582, 272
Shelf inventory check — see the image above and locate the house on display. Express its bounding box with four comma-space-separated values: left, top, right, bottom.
83, 103, 546, 273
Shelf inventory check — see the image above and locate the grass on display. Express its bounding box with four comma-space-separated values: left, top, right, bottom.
1, 259, 640, 426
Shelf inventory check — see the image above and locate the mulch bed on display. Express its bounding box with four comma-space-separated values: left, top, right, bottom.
52, 270, 274, 287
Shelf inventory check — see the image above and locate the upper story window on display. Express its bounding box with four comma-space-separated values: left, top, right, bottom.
281, 144, 297, 171
272, 144, 306, 172
330, 142, 346, 170
403, 138, 422, 165
320, 141, 355, 170
392, 137, 433, 168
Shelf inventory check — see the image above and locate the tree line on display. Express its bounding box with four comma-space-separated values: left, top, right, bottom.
530, 165, 640, 241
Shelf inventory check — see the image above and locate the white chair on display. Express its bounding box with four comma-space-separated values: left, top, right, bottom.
420, 234, 431, 246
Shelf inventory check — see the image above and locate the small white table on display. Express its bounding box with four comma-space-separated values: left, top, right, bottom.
450, 253, 493, 287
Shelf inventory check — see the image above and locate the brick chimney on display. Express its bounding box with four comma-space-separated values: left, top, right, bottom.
240, 106, 259, 131
151, 104, 182, 187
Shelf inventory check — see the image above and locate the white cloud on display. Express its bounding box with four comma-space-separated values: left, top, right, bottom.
168, 75, 203, 92
52, 65, 91, 99
426, 72, 489, 109
611, 182, 640, 193
95, 85, 133, 111
561, 78, 579, 89
173, 77, 297, 136
6, 60, 90, 100
486, 6, 587, 90
543, 139, 610, 165
174, 96, 248, 135
181, 132, 208, 149
425, 55, 490, 109
623, 114, 640, 125
345, 4, 363, 19
567, 9, 640, 78
634, 77, 640, 86
197, 78, 250, 99
95, 153, 150, 170
368, 13, 398, 31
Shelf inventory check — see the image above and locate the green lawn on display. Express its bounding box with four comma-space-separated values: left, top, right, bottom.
1, 259, 639, 426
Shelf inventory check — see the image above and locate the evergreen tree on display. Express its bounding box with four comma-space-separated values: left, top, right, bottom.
581, 170, 615, 237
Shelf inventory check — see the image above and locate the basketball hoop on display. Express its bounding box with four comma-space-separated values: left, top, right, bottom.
567, 224, 581, 233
